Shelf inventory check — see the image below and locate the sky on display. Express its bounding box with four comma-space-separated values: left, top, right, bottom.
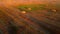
0, 0, 59, 7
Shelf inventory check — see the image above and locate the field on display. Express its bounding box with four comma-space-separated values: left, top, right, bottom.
0, 2, 60, 34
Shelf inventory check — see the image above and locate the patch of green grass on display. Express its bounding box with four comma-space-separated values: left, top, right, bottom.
17, 4, 46, 12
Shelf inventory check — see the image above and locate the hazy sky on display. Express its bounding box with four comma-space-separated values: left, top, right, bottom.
0, 0, 60, 6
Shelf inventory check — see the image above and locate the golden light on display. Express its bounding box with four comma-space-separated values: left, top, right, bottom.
52, 9, 56, 12
28, 8, 32, 10
21, 11, 26, 14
